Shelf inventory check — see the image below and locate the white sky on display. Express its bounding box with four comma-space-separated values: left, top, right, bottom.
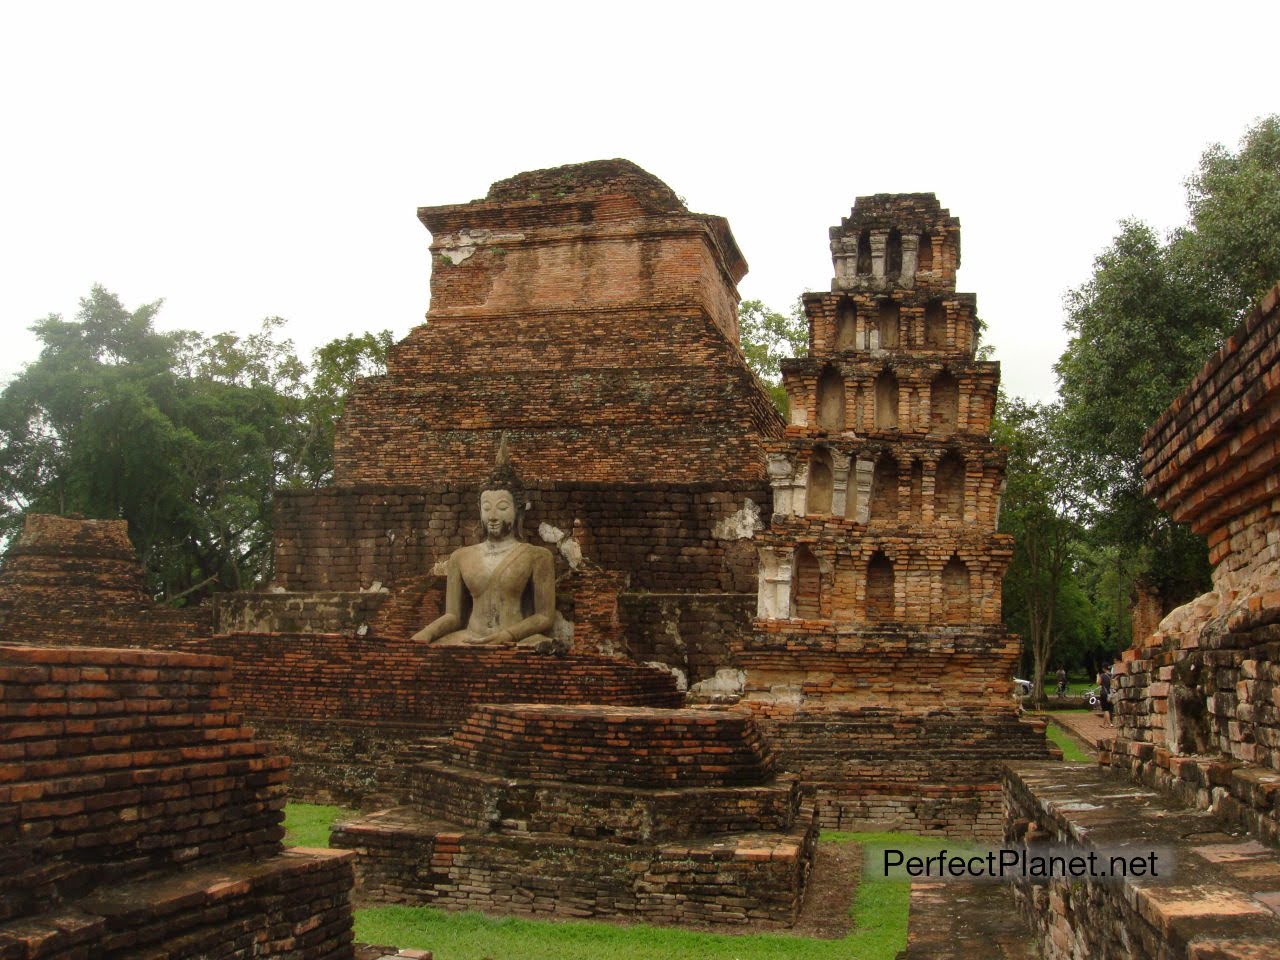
1, 1, 1276, 404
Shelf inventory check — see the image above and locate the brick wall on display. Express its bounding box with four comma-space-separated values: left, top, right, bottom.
0, 642, 356, 960
1142, 283, 1280, 573
272, 481, 768, 595
0, 643, 287, 915
621, 592, 757, 685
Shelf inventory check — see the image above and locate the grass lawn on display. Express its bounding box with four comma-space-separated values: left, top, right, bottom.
283, 802, 355, 849
285, 803, 943, 960
1043, 719, 1092, 762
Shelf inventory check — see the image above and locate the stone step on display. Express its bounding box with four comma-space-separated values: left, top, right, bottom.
0, 848, 354, 960
902, 881, 1040, 959
1006, 761, 1280, 960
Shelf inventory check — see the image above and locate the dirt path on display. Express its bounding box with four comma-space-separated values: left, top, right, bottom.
1048, 709, 1114, 752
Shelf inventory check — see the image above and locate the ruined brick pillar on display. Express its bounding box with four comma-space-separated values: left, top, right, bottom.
741, 193, 1049, 838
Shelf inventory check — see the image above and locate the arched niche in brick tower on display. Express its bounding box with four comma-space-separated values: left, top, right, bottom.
869, 452, 899, 524
930, 369, 960, 431
917, 231, 933, 274
874, 369, 899, 429
877, 301, 900, 349
792, 546, 822, 619
835, 298, 856, 351
856, 229, 872, 275
942, 555, 970, 623
817, 366, 846, 432
866, 551, 895, 621
935, 451, 965, 521
925, 299, 947, 348
807, 449, 834, 516
886, 228, 903, 279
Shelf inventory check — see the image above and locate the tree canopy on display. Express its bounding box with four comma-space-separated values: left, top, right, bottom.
1053, 116, 1280, 620
0, 286, 391, 600
738, 298, 807, 414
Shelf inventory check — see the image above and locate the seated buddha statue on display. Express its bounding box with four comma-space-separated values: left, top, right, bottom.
412, 457, 557, 651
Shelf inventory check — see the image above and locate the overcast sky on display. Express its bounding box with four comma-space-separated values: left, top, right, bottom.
1, 1, 1276, 404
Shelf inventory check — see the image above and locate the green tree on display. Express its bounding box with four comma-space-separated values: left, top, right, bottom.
995, 397, 1094, 703
738, 298, 807, 413
0, 286, 390, 600
1054, 115, 1280, 620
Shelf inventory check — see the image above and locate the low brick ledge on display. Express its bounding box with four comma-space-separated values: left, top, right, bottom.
1005, 761, 1280, 959
331, 804, 817, 927
333, 807, 809, 864
0, 847, 355, 960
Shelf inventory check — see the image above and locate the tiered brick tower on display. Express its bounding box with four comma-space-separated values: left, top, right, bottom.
741, 194, 1049, 837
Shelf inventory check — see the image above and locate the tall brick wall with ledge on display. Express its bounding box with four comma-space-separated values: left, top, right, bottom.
0, 642, 355, 959
1104, 282, 1280, 844
0, 514, 209, 648
744, 194, 1049, 838
333, 704, 817, 928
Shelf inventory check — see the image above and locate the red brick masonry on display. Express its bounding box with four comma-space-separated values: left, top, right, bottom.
0, 642, 355, 959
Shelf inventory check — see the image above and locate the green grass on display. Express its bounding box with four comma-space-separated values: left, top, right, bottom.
1044, 720, 1092, 762
283, 802, 355, 848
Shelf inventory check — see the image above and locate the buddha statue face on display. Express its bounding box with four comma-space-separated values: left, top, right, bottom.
479, 488, 518, 542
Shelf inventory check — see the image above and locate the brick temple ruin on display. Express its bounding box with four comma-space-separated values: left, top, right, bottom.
40, 158, 1280, 956
0, 162, 1057, 939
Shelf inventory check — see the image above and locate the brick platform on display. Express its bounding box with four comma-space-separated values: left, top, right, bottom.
0, 643, 355, 960
334, 704, 817, 928
177, 638, 684, 805
448, 704, 776, 786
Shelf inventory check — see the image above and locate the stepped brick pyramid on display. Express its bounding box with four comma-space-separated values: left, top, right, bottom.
0, 514, 208, 647
0, 643, 355, 960
333, 705, 816, 927
742, 194, 1050, 837
270, 159, 785, 688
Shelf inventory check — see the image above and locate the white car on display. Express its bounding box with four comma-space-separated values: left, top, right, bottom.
1013, 678, 1033, 697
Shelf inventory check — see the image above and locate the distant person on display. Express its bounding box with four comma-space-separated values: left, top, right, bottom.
1098, 668, 1113, 727
1056, 667, 1067, 698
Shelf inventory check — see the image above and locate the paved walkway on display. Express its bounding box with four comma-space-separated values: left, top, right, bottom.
1045, 709, 1113, 752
